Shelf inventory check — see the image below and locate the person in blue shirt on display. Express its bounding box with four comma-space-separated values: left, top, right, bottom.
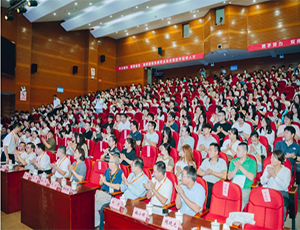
128, 120, 142, 146
175, 165, 205, 216
275, 126, 300, 175
163, 112, 179, 133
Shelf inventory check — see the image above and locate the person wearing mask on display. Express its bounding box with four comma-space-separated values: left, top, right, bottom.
160, 127, 176, 148
128, 120, 142, 146
232, 112, 251, 142
228, 143, 256, 210
197, 123, 217, 159
197, 143, 227, 208
175, 145, 196, 182
212, 110, 232, 146
178, 126, 195, 156
83, 122, 93, 140
95, 155, 123, 230
260, 150, 291, 219
2, 122, 22, 164
143, 161, 173, 207
175, 166, 205, 216
275, 126, 300, 175
142, 121, 159, 147
42, 130, 56, 153
118, 113, 130, 131
120, 137, 137, 166
15, 142, 36, 173
30, 143, 52, 174
221, 128, 241, 161
156, 143, 175, 172
101, 136, 120, 163
92, 123, 103, 143
68, 148, 87, 182
248, 131, 267, 173
163, 112, 179, 132
121, 157, 149, 200
50, 145, 71, 178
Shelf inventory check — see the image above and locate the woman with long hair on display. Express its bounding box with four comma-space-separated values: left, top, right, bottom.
258, 117, 275, 151
221, 128, 240, 161
157, 143, 174, 172
174, 144, 196, 181
68, 148, 86, 182
194, 113, 207, 134
291, 103, 300, 123
246, 104, 259, 128
160, 127, 176, 148
120, 137, 137, 166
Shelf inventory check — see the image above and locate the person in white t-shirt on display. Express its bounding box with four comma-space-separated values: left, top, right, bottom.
50, 145, 71, 178
93, 95, 104, 114
20, 129, 31, 144
118, 114, 130, 131
53, 94, 61, 112
232, 112, 251, 142
15, 142, 36, 173
3, 122, 22, 164
142, 121, 159, 147
143, 161, 173, 207
30, 143, 52, 174
221, 128, 241, 161
13, 141, 27, 163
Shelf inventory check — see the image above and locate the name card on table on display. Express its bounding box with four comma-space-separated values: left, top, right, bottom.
222, 182, 230, 197
61, 185, 72, 195
161, 216, 182, 230
40, 178, 50, 186
109, 197, 124, 211
1, 166, 8, 172
261, 189, 271, 202
132, 207, 149, 222
23, 172, 31, 180
31, 175, 40, 183
50, 181, 61, 190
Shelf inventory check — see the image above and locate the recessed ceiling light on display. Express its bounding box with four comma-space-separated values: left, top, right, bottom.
145, 24, 148, 26
135, 6, 138, 8
146, 27, 148, 30
100, 22, 102, 24
161, 18, 164, 20
152, 30, 155, 33
110, 15, 112, 18
168, 21, 170, 24
89, 3, 92, 5
193, 14, 196, 18
133, 36, 136, 38
68, 12, 70, 15
229, 1, 231, 3
121, 15, 123, 17
223, 1, 226, 3
253, 0, 256, 2
126, 32, 128, 35
125, 29, 127, 32
197, 10, 199, 12
137, 25, 139, 27
53, 13, 56, 16
116, 31, 118, 34
88, 23, 91, 26
174, 25, 177, 28
146, 6, 149, 8
74, 2, 77, 5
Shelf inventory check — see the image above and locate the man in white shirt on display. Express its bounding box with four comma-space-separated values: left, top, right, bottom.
144, 161, 173, 206
93, 95, 104, 114
118, 114, 130, 131
30, 143, 52, 174
144, 113, 158, 131
50, 145, 70, 178
142, 121, 159, 147
197, 123, 217, 159
15, 142, 36, 173
20, 129, 31, 144
277, 114, 300, 140
13, 141, 27, 163
232, 112, 251, 142
3, 122, 22, 164
53, 94, 61, 114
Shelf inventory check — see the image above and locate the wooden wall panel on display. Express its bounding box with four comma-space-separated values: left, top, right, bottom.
116, 68, 146, 87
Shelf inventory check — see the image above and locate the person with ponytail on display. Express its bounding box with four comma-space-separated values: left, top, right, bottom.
120, 137, 137, 166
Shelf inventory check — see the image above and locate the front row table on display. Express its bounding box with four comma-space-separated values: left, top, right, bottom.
21, 177, 96, 230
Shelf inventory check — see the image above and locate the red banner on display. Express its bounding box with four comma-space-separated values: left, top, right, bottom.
248, 37, 300, 52
116, 53, 203, 71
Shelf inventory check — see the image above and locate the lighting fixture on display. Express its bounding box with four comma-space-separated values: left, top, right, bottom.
110, 15, 112, 18
53, 13, 56, 16
68, 12, 71, 15
17, 7, 27, 13
168, 21, 170, 24
135, 6, 138, 8
75, 2, 77, 5
4, 14, 14, 21
28, 0, 38, 7
89, 3, 92, 5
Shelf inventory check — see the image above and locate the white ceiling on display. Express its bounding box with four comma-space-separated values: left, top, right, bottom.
2, 0, 270, 39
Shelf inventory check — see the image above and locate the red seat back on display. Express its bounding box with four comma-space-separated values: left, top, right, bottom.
84, 158, 92, 181
191, 132, 198, 150
193, 150, 202, 169
155, 119, 165, 131
119, 164, 129, 178
196, 176, 208, 209
166, 172, 178, 203
140, 146, 158, 169
170, 147, 179, 166
78, 127, 86, 134
134, 112, 143, 123
156, 131, 162, 148
119, 129, 131, 145
143, 168, 152, 180
62, 137, 71, 147
172, 131, 179, 148
66, 154, 75, 164
94, 141, 109, 160
90, 161, 108, 185
211, 133, 220, 145
86, 139, 96, 157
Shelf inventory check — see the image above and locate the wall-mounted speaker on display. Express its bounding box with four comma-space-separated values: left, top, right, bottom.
100, 55, 105, 63
217, 44, 222, 49
158, 47, 162, 56
31, 63, 38, 74
73, 66, 78, 74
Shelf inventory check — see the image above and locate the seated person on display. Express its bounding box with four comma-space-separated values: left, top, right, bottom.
248, 131, 267, 173
128, 120, 142, 146
178, 126, 195, 157
277, 114, 300, 140
68, 147, 86, 182
232, 112, 251, 142
257, 117, 275, 151
175, 144, 196, 182
275, 126, 300, 175
160, 127, 176, 148
95, 155, 123, 230
156, 143, 174, 172
197, 123, 217, 159
221, 128, 241, 161
121, 157, 149, 200
103, 114, 114, 129
228, 143, 256, 210
30, 143, 52, 174
144, 113, 158, 131
260, 150, 291, 218
142, 121, 159, 147
42, 130, 56, 153
120, 137, 137, 166
83, 122, 93, 140
175, 166, 205, 216
197, 143, 227, 209
143, 161, 173, 207
50, 145, 71, 178
14, 142, 36, 173
20, 129, 31, 144
163, 112, 179, 132
14, 141, 27, 163
212, 110, 232, 146
92, 123, 103, 143
118, 113, 130, 131
101, 136, 120, 163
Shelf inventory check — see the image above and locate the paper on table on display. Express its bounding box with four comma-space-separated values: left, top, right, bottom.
232, 175, 246, 190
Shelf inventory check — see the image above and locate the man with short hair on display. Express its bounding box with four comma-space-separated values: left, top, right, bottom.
121, 157, 149, 200
118, 113, 130, 131
197, 123, 217, 159
42, 130, 56, 152
3, 121, 22, 164
197, 143, 227, 208
20, 129, 32, 144
163, 112, 179, 132
228, 142, 256, 209
101, 135, 120, 163
142, 121, 159, 147
175, 165, 205, 216
50, 145, 71, 178
275, 126, 300, 175
13, 141, 27, 163
103, 114, 114, 129
30, 143, 52, 174
144, 161, 173, 206
144, 113, 158, 131
212, 110, 232, 145
83, 122, 93, 140
277, 114, 300, 140
53, 94, 61, 114
15, 142, 36, 173
128, 120, 142, 146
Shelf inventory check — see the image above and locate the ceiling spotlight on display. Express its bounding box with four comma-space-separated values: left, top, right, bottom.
110, 15, 112, 18
135, 6, 138, 8
146, 27, 148, 30
88, 23, 91, 26
53, 13, 56, 16
4, 14, 14, 21
125, 29, 127, 32
126, 33, 129, 35
28, 0, 38, 7
68, 12, 71, 15
17, 7, 27, 13
146, 6, 149, 8
168, 21, 170, 24
100, 22, 102, 24
152, 30, 155, 33
137, 25, 139, 27
89, 3, 92, 5
133, 36, 136, 38
193, 14, 196, 18
121, 15, 123, 17
116, 31, 118, 33
74, 2, 77, 5
174, 25, 177, 28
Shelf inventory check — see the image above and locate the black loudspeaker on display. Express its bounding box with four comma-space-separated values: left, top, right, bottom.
31, 63, 38, 74
100, 55, 105, 63
158, 47, 162, 56
73, 66, 78, 74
